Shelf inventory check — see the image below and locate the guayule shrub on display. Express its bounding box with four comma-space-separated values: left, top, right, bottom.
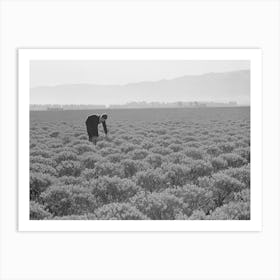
212, 137, 224, 144
30, 149, 52, 158
186, 141, 201, 149
93, 203, 148, 220
166, 184, 214, 215
41, 185, 97, 216
30, 140, 37, 149
73, 143, 94, 155
233, 189, 250, 203
57, 160, 81, 177
184, 148, 206, 160
181, 156, 196, 166
183, 136, 197, 142
220, 153, 247, 168
131, 138, 142, 145
165, 152, 185, 164
174, 213, 189, 220
30, 172, 56, 201
145, 153, 163, 168
188, 209, 207, 220
128, 149, 149, 160
217, 143, 235, 153
54, 151, 78, 164
206, 145, 222, 156
234, 147, 250, 162
80, 153, 104, 169
74, 131, 84, 137
81, 168, 97, 181
49, 131, 60, 138
93, 162, 123, 178
30, 156, 55, 167
58, 175, 83, 186
120, 143, 137, 153
30, 201, 52, 220
62, 135, 73, 145
150, 146, 172, 156
211, 157, 228, 171
47, 140, 63, 149
130, 191, 185, 220
154, 128, 167, 135
100, 147, 120, 157
242, 138, 250, 146
168, 143, 183, 153
89, 176, 140, 204
162, 163, 191, 187
208, 201, 250, 220
121, 134, 134, 141
198, 173, 245, 207
30, 163, 58, 176
188, 160, 213, 180
105, 153, 124, 163
154, 139, 171, 148
135, 169, 166, 192
224, 165, 250, 188
121, 159, 148, 177
71, 139, 87, 146
141, 141, 154, 150
234, 139, 249, 148
112, 138, 123, 146
121, 159, 139, 177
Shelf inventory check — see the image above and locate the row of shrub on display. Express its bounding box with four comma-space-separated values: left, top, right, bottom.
29, 114, 250, 220
30, 164, 250, 220
30, 151, 249, 180
30, 193, 250, 220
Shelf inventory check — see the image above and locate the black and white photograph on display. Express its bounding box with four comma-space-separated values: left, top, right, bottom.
2, 1, 279, 279
18, 48, 262, 231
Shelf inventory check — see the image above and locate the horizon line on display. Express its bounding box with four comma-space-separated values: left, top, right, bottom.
30, 102, 250, 108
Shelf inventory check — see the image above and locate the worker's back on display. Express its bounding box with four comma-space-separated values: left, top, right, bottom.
86, 114, 99, 127
85, 115, 100, 137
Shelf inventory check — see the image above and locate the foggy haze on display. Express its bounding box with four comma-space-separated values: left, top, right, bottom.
30, 60, 250, 105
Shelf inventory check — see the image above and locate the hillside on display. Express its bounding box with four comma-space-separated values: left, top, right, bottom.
30, 70, 250, 105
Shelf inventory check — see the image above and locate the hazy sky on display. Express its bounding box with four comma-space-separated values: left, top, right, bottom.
30, 60, 250, 88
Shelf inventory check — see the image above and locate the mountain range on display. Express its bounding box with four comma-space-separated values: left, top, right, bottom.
30, 70, 250, 105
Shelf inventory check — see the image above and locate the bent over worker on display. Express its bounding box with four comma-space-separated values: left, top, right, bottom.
85, 114, 108, 145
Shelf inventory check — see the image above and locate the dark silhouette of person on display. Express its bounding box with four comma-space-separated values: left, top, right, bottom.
85, 114, 108, 145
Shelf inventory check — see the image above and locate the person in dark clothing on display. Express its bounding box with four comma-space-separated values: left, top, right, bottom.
85, 114, 108, 145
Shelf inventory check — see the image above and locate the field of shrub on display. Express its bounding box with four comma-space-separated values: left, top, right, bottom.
30, 107, 250, 220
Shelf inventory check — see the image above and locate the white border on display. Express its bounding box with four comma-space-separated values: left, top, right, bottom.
18, 48, 262, 232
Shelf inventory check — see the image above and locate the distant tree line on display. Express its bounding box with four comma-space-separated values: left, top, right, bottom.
30, 101, 239, 111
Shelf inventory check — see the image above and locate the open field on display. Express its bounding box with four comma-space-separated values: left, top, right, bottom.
30, 107, 250, 220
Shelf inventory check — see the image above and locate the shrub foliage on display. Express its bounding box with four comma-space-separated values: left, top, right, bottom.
30, 107, 250, 220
